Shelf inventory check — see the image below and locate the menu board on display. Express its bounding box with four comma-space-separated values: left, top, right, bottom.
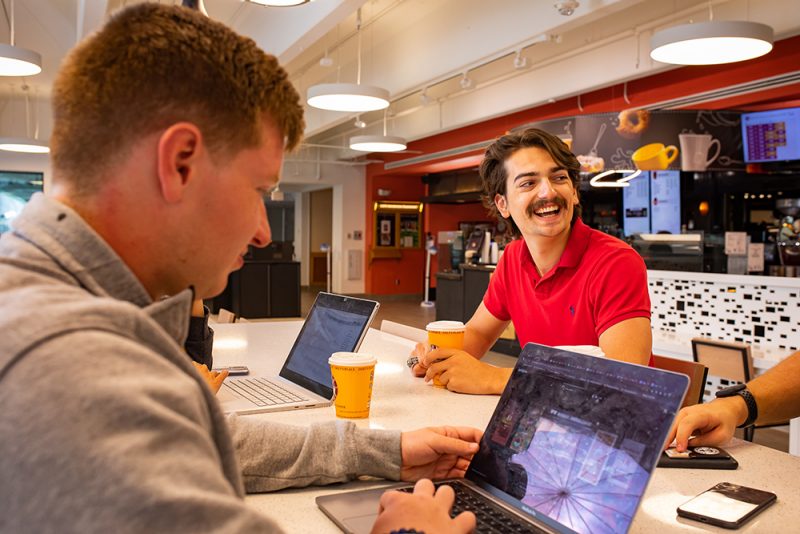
622, 172, 650, 236
741, 107, 800, 163
650, 170, 681, 235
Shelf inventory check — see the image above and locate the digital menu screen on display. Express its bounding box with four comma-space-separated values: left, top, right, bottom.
741, 107, 800, 163
623, 172, 650, 236
650, 170, 681, 235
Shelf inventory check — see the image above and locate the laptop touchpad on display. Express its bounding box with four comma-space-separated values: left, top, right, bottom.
342, 514, 378, 534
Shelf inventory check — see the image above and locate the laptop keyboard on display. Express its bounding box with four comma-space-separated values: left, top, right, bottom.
398, 481, 547, 533
224, 377, 310, 406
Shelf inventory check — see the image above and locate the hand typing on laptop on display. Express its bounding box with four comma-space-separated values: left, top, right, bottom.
374, 480, 476, 534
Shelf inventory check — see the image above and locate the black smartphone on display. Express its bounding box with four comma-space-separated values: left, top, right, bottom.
658, 446, 738, 469
677, 482, 777, 529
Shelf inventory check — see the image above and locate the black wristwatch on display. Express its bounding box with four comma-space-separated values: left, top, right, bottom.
716, 384, 758, 428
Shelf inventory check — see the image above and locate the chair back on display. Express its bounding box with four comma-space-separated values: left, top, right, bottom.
691, 337, 754, 383
652, 355, 708, 408
380, 320, 427, 344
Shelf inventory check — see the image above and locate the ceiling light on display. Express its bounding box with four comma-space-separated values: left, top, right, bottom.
459, 72, 473, 90
0, 137, 49, 153
589, 169, 641, 188
650, 21, 773, 65
353, 115, 366, 128
554, 1, 579, 16
307, 9, 389, 112
270, 186, 285, 201
349, 135, 407, 152
246, 0, 311, 6
0, 0, 42, 77
349, 109, 406, 152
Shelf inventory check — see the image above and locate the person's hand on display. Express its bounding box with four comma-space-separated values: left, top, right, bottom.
400, 426, 482, 481
191, 361, 228, 394
421, 348, 510, 394
372, 479, 476, 534
410, 342, 431, 377
665, 397, 747, 451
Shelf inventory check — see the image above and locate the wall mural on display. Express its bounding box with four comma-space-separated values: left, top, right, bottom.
515, 110, 745, 180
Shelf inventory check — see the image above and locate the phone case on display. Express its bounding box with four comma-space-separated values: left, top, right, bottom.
677, 482, 777, 529
658, 446, 739, 469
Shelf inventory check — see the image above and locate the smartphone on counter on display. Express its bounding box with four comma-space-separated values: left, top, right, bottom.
658, 446, 738, 469
212, 365, 250, 376
677, 482, 776, 529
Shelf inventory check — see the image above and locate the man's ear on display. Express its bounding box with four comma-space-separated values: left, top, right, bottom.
156, 122, 204, 204
494, 193, 510, 218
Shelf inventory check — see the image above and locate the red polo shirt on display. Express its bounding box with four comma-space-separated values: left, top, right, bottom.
484, 219, 651, 356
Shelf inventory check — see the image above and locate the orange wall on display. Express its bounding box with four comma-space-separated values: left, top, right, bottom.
364, 171, 426, 295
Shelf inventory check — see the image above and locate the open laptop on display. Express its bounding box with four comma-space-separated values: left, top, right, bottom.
317, 343, 688, 534
217, 292, 379, 415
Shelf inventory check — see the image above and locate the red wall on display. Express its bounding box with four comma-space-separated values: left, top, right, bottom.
364, 171, 426, 295
362, 35, 800, 294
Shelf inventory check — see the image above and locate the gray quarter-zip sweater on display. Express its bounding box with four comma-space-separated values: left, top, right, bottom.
0, 194, 401, 533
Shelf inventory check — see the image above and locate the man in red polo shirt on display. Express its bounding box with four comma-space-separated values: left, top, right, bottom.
413, 128, 652, 394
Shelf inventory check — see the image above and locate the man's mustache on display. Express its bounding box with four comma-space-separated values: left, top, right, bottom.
526, 197, 567, 218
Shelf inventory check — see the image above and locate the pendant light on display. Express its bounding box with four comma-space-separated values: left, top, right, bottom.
650, 2, 772, 66
307, 9, 389, 112
0, 85, 49, 154
349, 109, 406, 152
0, 0, 42, 76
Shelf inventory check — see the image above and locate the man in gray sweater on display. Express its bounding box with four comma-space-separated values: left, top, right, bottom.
0, 5, 479, 533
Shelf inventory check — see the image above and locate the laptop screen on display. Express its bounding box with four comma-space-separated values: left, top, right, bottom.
279, 293, 378, 399
467, 343, 687, 534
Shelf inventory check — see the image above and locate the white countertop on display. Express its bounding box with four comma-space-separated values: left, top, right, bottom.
213, 322, 800, 533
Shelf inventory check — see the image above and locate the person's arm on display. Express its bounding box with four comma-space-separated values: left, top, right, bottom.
598, 317, 652, 365
234, 420, 482, 493
668, 351, 800, 451
412, 304, 512, 395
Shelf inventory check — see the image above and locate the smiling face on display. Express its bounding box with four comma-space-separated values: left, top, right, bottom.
494, 146, 579, 242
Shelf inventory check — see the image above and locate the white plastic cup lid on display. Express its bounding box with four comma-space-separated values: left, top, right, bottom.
328, 352, 377, 367
425, 320, 466, 333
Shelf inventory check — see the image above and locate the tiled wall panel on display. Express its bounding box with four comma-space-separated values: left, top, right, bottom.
648, 271, 799, 352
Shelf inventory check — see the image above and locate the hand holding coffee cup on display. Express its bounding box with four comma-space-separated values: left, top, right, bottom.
425, 321, 465, 387
632, 142, 679, 171
329, 352, 377, 418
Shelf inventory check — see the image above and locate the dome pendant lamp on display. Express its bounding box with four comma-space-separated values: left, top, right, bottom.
650, 20, 773, 65
0, 85, 49, 154
350, 109, 406, 153
307, 9, 389, 112
0, 0, 42, 77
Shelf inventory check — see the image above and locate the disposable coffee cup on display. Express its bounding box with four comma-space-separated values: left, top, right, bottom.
425, 321, 465, 387
328, 352, 377, 418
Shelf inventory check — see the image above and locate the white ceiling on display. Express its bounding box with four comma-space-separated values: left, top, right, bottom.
2, 0, 800, 167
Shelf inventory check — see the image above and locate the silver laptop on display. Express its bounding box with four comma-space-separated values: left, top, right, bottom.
317, 343, 688, 534
217, 292, 379, 415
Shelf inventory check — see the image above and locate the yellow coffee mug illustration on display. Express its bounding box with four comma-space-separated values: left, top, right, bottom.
632, 143, 679, 171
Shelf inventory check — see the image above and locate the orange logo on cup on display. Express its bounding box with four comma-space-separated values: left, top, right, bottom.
328, 352, 377, 419
426, 321, 465, 387
632, 142, 679, 171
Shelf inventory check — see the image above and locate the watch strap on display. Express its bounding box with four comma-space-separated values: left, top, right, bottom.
736, 388, 759, 428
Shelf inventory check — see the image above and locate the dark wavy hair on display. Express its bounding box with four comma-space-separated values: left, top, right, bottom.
479, 128, 581, 238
